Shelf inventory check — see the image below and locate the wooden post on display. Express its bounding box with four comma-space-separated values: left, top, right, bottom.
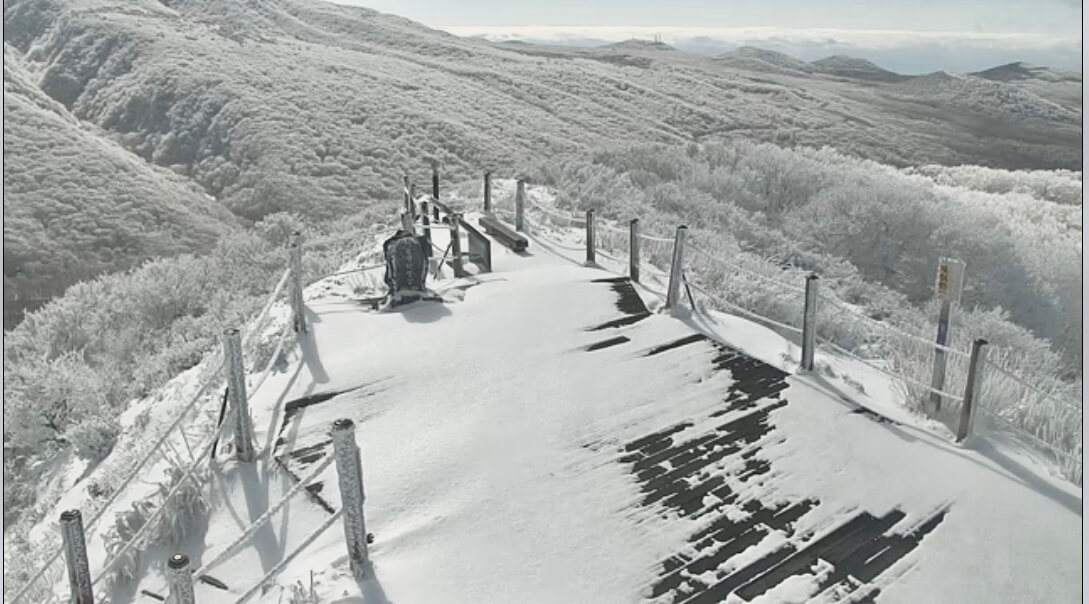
483, 171, 492, 213
431, 163, 439, 202
515, 179, 526, 232
60, 510, 94, 604
222, 328, 254, 462
930, 258, 965, 413
420, 200, 432, 244
331, 418, 369, 579
450, 213, 466, 278
665, 226, 688, 315
956, 339, 989, 444
585, 210, 596, 265
401, 212, 415, 236
288, 232, 308, 335
403, 174, 411, 216
801, 275, 819, 372
629, 219, 640, 283
167, 554, 195, 604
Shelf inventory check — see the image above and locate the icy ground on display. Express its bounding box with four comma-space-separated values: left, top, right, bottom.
25, 213, 1083, 604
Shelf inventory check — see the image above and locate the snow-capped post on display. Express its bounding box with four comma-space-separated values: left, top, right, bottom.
223, 328, 255, 462
801, 274, 819, 372
60, 509, 94, 604
403, 174, 411, 216
166, 554, 195, 604
483, 171, 492, 213
585, 210, 596, 265
929, 258, 966, 414
449, 213, 466, 278
665, 225, 688, 315
288, 231, 308, 335
956, 339, 989, 444
515, 179, 526, 231
629, 218, 640, 283
331, 418, 370, 579
420, 200, 432, 244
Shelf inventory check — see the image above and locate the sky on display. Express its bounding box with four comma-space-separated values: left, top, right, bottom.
330, 0, 1084, 74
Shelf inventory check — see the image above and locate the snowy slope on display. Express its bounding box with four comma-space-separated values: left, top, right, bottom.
38, 212, 1078, 604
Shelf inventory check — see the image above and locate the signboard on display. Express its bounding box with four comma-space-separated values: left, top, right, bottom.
935, 258, 965, 303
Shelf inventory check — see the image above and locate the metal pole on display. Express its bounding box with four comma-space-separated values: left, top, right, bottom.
665, 226, 688, 315
801, 274, 819, 372
222, 328, 255, 462
288, 233, 308, 335
60, 510, 94, 604
167, 554, 196, 604
421, 200, 432, 244
956, 339, 989, 443
450, 213, 466, 278
483, 171, 492, 213
515, 179, 525, 232
585, 210, 596, 265
629, 218, 640, 283
330, 418, 369, 579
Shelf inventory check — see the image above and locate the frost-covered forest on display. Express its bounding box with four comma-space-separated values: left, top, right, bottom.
1, 0, 1083, 537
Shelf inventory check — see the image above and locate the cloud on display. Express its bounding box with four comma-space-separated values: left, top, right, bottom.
437, 25, 1083, 74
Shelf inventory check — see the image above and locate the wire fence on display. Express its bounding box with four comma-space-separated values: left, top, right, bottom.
10, 265, 299, 604
514, 195, 1081, 485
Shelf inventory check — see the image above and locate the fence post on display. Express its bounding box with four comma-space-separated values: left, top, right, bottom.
60, 510, 94, 604
331, 418, 369, 579
515, 179, 526, 232
585, 210, 596, 265
403, 174, 411, 216
801, 275, 819, 372
449, 213, 466, 278
665, 226, 688, 315
420, 200, 432, 245
629, 219, 640, 283
401, 212, 415, 236
483, 171, 492, 213
166, 554, 195, 604
223, 328, 255, 462
288, 232, 308, 335
929, 258, 965, 414
956, 339, 989, 444
431, 162, 440, 201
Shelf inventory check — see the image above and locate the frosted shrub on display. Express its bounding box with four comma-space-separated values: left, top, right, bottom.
67, 416, 120, 463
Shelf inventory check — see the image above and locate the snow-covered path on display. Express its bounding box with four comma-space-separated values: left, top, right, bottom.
123, 215, 1079, 604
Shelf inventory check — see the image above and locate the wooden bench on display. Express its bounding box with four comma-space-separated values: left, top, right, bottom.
479, 214, 529, 252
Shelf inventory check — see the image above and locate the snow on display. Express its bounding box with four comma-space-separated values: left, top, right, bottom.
16, 212, 1081, 604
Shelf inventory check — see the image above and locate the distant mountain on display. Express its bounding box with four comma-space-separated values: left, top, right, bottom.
972, 62, 1082, 83
810, 55, 912, 82
1, 0, 1081, 303
600, 39, 676, 52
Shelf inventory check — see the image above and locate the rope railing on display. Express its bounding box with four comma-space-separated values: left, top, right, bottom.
815, 334, 967, 403
686, 243, 808, 295
90, 412, 239, 590
193, 454, 336, 580
817, 291, 972, 360
976, 405, 1081, 464
12, 263, 300, 604
234, 508, 344, 604
687, 279, 804, 336
980, 358, 1082, 415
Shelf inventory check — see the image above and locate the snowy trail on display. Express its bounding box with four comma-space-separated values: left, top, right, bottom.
105, 213, 1079, 604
